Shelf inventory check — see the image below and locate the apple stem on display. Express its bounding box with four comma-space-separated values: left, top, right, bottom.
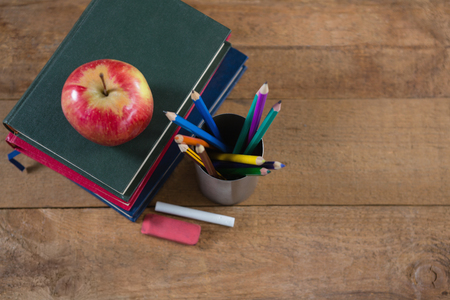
99, 73, 108, 96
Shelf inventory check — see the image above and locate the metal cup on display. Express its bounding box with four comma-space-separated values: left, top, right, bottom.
194, 113, 264, 205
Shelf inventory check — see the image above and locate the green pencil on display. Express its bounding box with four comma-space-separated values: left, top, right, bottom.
217, 167, 270, 177
243, 101, 282, 155
232, 93, 258, 154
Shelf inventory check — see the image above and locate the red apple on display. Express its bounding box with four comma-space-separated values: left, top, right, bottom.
61, 59, 154, 146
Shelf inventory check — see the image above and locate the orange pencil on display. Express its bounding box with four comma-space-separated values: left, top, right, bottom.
174, 134, 214, 149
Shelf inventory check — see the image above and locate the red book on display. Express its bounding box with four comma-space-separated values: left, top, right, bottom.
6, 131, 173, 210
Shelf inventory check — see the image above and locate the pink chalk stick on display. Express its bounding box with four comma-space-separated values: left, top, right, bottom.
141, 214, 201, 245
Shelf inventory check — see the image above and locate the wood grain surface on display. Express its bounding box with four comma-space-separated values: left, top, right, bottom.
1, 0, 450, 299
2, 206, 450, 299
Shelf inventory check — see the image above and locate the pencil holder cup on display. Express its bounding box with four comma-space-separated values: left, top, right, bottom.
194, 113, 264, 205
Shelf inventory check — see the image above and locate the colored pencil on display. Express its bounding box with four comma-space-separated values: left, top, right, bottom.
195, 144, 219, 178
216, 167, 270, 177
191, 90, 223, 141
244, 101, 281, 155
164, 111, 230, 153
208, 152, 265, 166
213, 160, 285, 170
178, 144, 225, 180
263, 161, 285, 170
247, 82, 269, 143
178, 144, 203, 166
233, 93, 258, 154
174, 134, 214, 149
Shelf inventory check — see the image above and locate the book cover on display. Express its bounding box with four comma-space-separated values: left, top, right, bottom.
3, 0, 231, 202
6, 47, 249, 221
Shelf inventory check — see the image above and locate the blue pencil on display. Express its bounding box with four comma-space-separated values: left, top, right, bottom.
191, 90, 223, 141
164, 111, 230, 153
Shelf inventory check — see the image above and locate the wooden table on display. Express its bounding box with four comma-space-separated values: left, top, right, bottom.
2, 1, 450, 299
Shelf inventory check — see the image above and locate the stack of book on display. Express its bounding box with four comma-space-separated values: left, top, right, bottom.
3, 0, 248, 221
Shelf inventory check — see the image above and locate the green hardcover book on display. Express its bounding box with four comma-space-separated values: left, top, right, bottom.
3, 0, 231, 201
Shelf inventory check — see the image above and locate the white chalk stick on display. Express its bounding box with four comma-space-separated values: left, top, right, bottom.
155, 202, 235, 227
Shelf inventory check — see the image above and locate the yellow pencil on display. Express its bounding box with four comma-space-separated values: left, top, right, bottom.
178, 144, 225, 179
208, 152, 265, 166
178, 144, 202, 166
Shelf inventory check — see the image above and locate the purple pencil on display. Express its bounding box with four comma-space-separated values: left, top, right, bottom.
247, 82, 269, 143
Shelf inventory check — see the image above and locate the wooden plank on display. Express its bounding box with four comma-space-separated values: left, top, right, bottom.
216, 97, 450, 206
3, 97, 450, 208
3, 44, 450, 103
191, 1, 450, 47
233, 46, 450, 100
1, 0, 450, 99
1, 206, 450, 299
